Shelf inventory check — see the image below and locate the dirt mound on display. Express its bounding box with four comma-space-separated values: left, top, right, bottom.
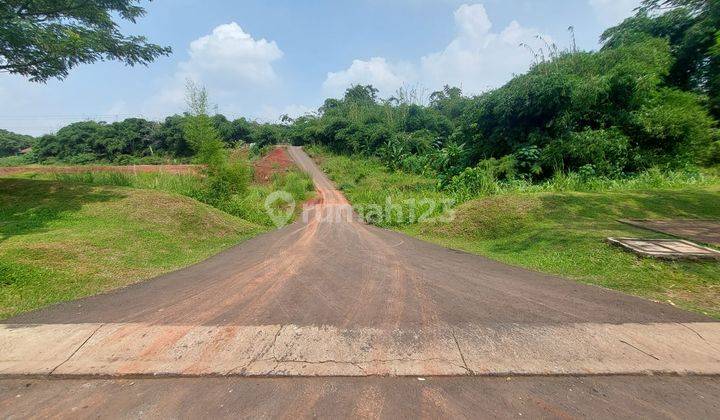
0, 164, 204, 176
253, 147, 296, 183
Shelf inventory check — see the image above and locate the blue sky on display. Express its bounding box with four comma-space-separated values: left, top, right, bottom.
0, 0, 640, 135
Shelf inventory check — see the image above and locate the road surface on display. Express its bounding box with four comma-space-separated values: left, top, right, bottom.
2, 146, 719, 418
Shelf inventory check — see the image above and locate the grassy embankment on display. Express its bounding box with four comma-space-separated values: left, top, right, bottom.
311, 147, 720, 318
0, 154, 314, 319
0, 178, 263, 319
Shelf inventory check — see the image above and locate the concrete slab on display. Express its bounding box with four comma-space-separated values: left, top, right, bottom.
2, 322, 720, 378
620, 219, 720, 246
0, 324, 102, 375
456, 322, 720, 376
55, 324, 282, 377
607, 237, 720, 260
242, 324, 467, 376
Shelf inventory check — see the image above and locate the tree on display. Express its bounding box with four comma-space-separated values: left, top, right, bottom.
183, 81, 225, 168
153, 115, 192, 156
602, 0, 720, 116
344, 85, 379, 106
0, 0, 171, 82
0, 129, 34, 156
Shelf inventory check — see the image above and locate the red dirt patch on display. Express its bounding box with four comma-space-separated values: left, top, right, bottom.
0, 165, 204, 176
253, 147, 296, 183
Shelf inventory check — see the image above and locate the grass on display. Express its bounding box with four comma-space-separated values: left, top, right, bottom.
0, 155, 31, 166
17, 167, 315, 228
313, 148, 720, 318
0, 178, 265, 319
310, 150, 450, 227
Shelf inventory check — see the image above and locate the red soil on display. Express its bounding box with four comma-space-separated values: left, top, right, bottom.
253, 147, 296, 183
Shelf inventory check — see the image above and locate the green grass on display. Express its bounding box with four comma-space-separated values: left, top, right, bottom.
0, 155, 31, 166
313, 148, 720, 318
17, 168, 315, 228
311, 150, 450, 227
405, 188, 720, 318
0, 178, 264, 319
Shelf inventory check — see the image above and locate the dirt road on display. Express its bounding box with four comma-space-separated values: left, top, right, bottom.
2, 146, 719, 417
4, 147, 708, 327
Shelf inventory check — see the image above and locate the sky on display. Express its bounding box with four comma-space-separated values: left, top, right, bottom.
0, 0, 641, 136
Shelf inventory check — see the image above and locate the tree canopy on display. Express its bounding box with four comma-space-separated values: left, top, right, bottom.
602, 0, 720, 116
0, 129, 34, 156
0, 0, 171, 81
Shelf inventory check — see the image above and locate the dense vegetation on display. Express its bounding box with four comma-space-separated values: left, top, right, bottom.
11, 114, 281, 165
3, 0, 718, 196
0, 129, 34, 157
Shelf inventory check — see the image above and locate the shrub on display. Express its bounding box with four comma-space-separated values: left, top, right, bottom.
632, 88, 716, 166
445, 156, 517, 200
66, 153, 101, 165
543, 128, 630, 177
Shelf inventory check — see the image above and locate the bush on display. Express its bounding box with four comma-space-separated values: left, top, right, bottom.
632, 88, 716, 166
66, 153, 101, 165
273, 170, 314, 201
0, 154, 32, 166
543, 128, 630, 177
205, 158, 252, 204
445, 156, 517, 201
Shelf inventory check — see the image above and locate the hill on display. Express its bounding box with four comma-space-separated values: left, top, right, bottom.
0, 178, 264, 318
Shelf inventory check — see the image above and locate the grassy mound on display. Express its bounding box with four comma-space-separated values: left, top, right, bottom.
0, 178, 264, 319
406, 186, 720, 318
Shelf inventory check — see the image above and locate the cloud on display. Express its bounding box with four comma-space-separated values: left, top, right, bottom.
144, 22, 284, 117
182, 22, 283, 85
322, 57, 413, 98
588, 0, 641, 26
420, 4, 547, 93
322, 3, 547, 97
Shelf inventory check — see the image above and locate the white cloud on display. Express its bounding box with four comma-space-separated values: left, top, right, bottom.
322, 3, 548, 98
144, 22, 284, 117
182, 22, 283, 85
589, 0, 641, 26
420, 4, 547, 93
322, 57, 413, 98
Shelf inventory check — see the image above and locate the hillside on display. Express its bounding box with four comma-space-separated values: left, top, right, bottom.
0, 178, 264, 319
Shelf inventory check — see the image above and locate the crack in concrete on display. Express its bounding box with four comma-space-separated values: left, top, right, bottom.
48, 323, 105, 376
451, 328, 474, 375
679, 323, 720, 354
246, 356, 468, 376
268, 325, 286, 362
619, 340, 660, 361
226, 325, 284, 376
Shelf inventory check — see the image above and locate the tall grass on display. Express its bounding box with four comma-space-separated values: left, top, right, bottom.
317, 149, 720, 228
50, 167, 314, 228
448, 167, 717, 202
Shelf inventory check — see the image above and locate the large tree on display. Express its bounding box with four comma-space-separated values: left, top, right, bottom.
602, 0, 720, 116
0, 0, 171, 82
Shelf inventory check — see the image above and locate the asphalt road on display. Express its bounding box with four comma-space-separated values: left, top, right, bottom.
2, 146, 718, 418
3, 376, 720, 419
